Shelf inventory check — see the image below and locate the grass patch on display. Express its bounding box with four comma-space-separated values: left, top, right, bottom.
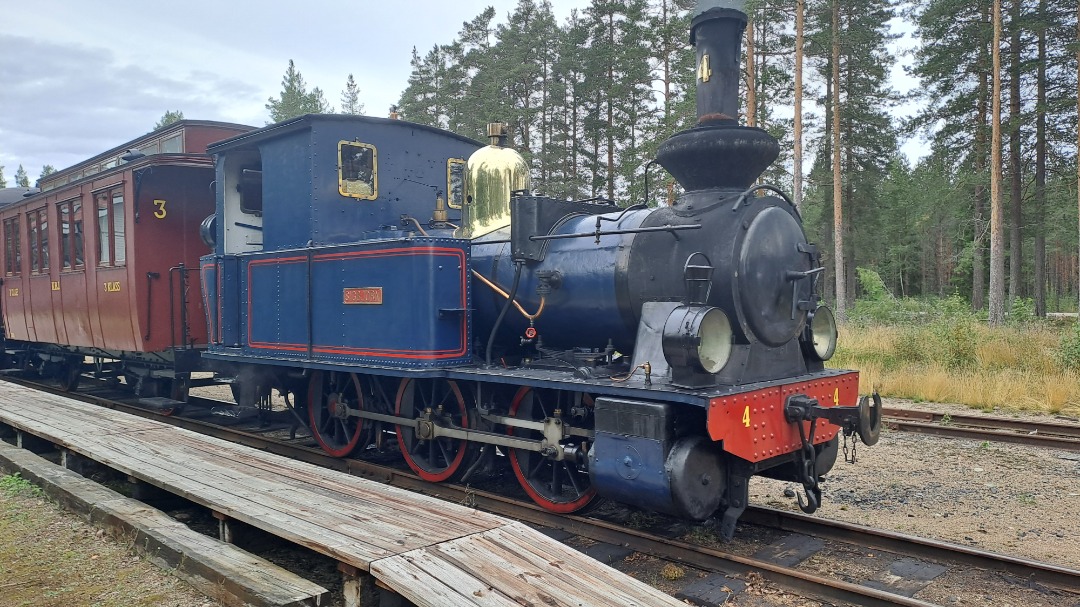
833, 322, 1080, 416
0, 474, 209, 606
0, 473, 43, 498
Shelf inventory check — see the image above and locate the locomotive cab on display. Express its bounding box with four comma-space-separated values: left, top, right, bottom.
200, 115, 482, 368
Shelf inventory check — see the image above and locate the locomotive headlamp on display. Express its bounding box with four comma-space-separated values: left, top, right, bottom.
804, 305, 838, 361
662, 306, 733, 385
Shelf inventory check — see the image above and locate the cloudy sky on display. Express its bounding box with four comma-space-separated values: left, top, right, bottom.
1, 0, 918, 185
0, 0, 591, 182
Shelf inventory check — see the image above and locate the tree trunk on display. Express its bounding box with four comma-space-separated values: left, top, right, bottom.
1034, 0, 1046, 316
606, 13, 615, 202
1076, 0, 1080, 314
746, 15, 757, 127
793, 0, 804, 212
973, 60, 989, 312
1007, 0, 1022, 306
662, 0, 672, 123
831, 0, 846, 321
988, 0, 1006, 327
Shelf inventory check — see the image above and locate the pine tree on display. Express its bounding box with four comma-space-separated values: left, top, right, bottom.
548, 10, 593, 200
989, 0, 1005, 326
793, 0, 806, 212
37, 165, 56, 186
909, 0, 993, 308
14, 165, 29, 188
451, 7, 498, 136
1034, 0, 1047, 316
1006, 0, 1023, 306
642, 0, 695, 205
488, 0, 548, 155
154, 110, 184, 130
0, 166, 5, 188
745, 0, 795, 187
400, 45, 457, 128
340, 74, 364, 115
582, 0, 655, 202
830, 0, 845, 321
799, 0, 898, 312
266, 60, 331, 124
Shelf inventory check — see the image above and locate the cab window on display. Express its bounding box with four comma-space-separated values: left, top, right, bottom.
338, 141, 377, 200
447, 158, 466, 209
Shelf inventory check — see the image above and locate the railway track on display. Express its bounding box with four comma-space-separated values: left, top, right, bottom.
5, 374, 1079, 607
883, 407, 1080, 451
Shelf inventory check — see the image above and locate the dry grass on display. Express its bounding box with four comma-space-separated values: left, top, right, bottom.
832, 324, 1080, 417
0, 474, 215, 607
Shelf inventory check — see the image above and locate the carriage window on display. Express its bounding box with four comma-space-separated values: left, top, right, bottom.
4, 217, 21, 276
162, 134, 182, 153
447, 158, 466, 209
338, 141, 377, 200
57, 199, 84, 270
96, 188, 125, 266
97, 193, 110, 265
27, 209, 48, 274
28, 213, 38, 273
112, 190, 125, 263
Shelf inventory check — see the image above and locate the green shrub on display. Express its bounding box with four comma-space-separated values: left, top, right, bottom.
935, 319, 978, 369
892, 325, 929, 365
1008, 297, 1036, 326
850, 267, 904, 326
856, 267, 891, 301
1058, 322, 1080, 371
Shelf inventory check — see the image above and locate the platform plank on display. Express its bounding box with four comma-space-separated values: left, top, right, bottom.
372, 523, 677, 607
0, 380, 689, 607
0, 386, 502, 568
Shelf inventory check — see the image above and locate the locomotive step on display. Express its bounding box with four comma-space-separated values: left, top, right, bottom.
137, 396, 187, 411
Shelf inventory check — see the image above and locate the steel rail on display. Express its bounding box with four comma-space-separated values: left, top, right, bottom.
883, 407, 1080, 451
742, 506, 1080, 594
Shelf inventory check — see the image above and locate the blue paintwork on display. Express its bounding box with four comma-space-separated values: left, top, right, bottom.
199, 263, 218, 344
589, 432, 675, 512
208, 238, 471, 368
218, 255, 243, 347
471, 209, 650, 351
203, 116, 480, 369
207, 115, 481, 250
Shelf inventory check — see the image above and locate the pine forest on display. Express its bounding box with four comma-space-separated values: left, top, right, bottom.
394, 0, 1080, 321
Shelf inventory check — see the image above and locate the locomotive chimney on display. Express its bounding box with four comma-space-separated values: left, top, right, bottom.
656, 0, 779, 192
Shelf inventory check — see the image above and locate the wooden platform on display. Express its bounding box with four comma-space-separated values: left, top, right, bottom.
0, 381, 685, 607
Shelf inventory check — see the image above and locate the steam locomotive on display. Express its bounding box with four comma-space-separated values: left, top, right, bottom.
1, 1, 879, 538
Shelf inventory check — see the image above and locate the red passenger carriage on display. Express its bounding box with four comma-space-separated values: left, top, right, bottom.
0, 121, 251, 399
